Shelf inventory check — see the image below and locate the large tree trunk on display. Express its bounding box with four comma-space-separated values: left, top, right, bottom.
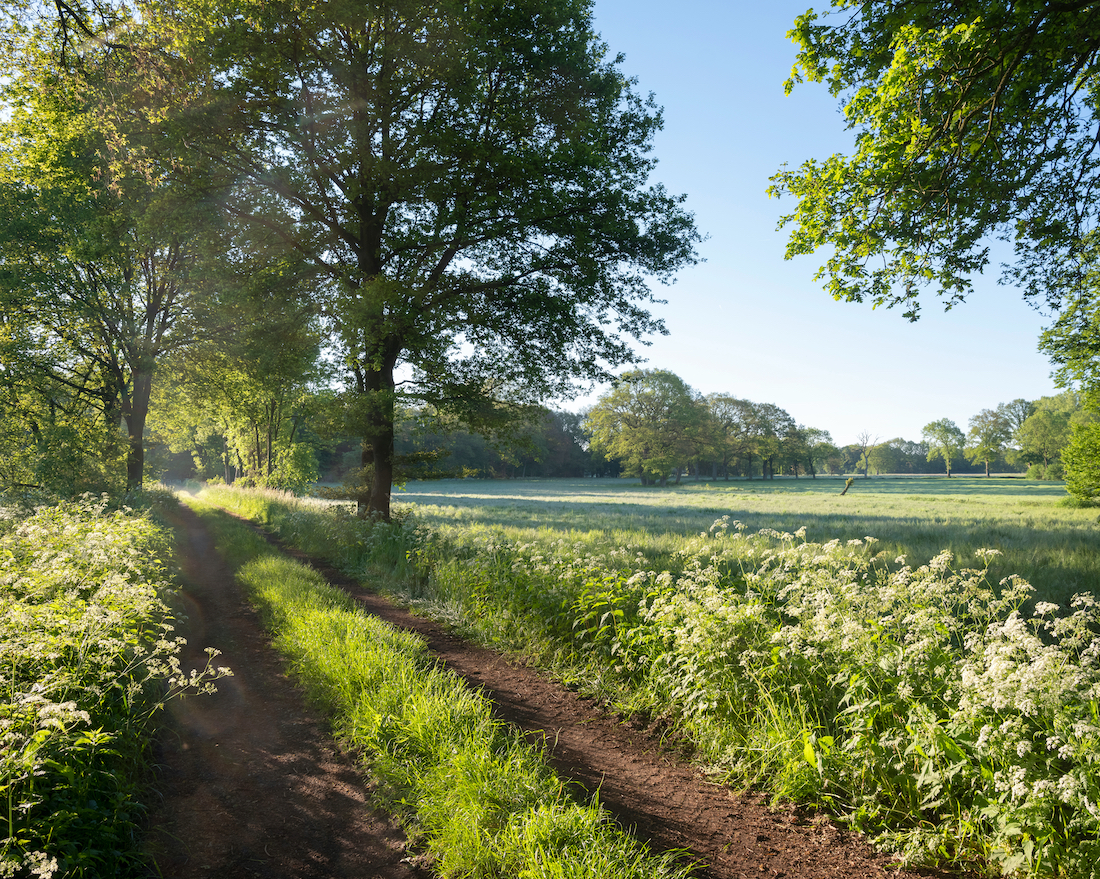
123, 369, 152, 491
357, 356, 398, 520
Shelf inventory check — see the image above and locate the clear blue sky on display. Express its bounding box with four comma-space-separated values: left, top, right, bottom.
569, 0, 1060, 447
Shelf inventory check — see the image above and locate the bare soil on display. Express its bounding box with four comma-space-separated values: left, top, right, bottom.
145, 500, 950, 879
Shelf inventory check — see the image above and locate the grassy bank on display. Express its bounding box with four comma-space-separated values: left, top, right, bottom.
198, 480, 1100, 878
0, 496, 224, 878
179, 492, 691, 879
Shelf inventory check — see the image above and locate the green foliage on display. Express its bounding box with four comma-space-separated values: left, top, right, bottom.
922, 418, 966, 476
770, 0, 1100, 320
1062, 422, 1100, 503
967, 408, 1013, 476
0, 497, 227, 877
0, 9, 212, 491
585, 370, 711, 484
185, 495, 690, 879
1015, 393, 1091, 478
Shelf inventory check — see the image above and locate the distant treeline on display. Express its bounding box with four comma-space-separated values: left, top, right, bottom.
147, 370, 1087, 487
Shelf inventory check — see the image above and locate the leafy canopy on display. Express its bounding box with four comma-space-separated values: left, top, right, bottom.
585, 369, 709, 484
922, 418, 965, 476
770, 1, 1100, 319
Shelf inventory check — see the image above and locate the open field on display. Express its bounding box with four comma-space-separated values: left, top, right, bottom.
394, 476, 1096, 606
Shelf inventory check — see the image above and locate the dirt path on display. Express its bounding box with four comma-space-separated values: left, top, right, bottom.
147, 501, 942, 879
144, 502, 425, 878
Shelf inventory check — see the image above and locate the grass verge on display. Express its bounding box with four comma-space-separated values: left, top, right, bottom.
180, 492, 691, 879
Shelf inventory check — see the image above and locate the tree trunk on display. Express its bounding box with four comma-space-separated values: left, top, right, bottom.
123, 368, 153, 491
356, 353, 398, 520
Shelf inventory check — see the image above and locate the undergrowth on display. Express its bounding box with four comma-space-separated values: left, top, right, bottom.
198, 485, 1100, 878
0, 496, 227, 878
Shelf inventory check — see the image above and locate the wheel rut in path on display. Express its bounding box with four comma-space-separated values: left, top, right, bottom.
253, 523, 947, 879
144, 502, 426, 879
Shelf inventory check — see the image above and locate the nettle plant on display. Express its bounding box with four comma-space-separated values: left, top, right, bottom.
0, 496, 229, 878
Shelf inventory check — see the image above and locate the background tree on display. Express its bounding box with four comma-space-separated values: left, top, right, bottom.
0, 10, 214, 490
771, 1, 1100, 321
148, 287, 325, 489
854, 431, 878, 477
922, 419, 966, 477
1016, 393, 1082, 478
1062, 422, 1100, 502
866, 441, 897, 475
152, 0, 699, 517
966, 408, 1012, 476
998, 398, 1037, 438
584, 370, 708, 485
800, 426, 836, 478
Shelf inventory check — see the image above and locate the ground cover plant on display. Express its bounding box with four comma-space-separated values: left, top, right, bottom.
0, 495, 225, 878
180, 491, 692, 879
199, 479, 1100, 878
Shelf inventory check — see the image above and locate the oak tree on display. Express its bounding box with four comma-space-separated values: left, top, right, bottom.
585, 369, 708, 485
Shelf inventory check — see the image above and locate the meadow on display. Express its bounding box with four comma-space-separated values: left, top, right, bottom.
394, 475, 1095, 607
202, 476, 1100, 878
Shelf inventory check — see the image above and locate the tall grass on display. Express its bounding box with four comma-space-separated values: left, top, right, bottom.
0, 496, 226, 878
200, 481, 1100, 878
183, 493, 691, 879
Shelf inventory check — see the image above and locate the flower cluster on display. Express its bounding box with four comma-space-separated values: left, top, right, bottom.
416, 516, 1100, 877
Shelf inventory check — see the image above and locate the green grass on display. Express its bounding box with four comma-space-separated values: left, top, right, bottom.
394, 476, 1098, 607
180, 493, 692, 879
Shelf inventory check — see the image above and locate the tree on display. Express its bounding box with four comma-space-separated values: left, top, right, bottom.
148, 288, 325, 488
1041, 293, 1100, 409
752, 403, 797, 480
922, 419, 966, 477
854, 431, 878, 477
0, 19, 207, 490
706, 395, 767, 479
966, 408, 1012, 476
801, 426, 836, 478
584, 370, 708, 485
866, 441, 898, 475
770, 1, 1100, 320
1063, 422, 1100, 502
1017, 405, 1072, 474
145, 0, 699, 517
